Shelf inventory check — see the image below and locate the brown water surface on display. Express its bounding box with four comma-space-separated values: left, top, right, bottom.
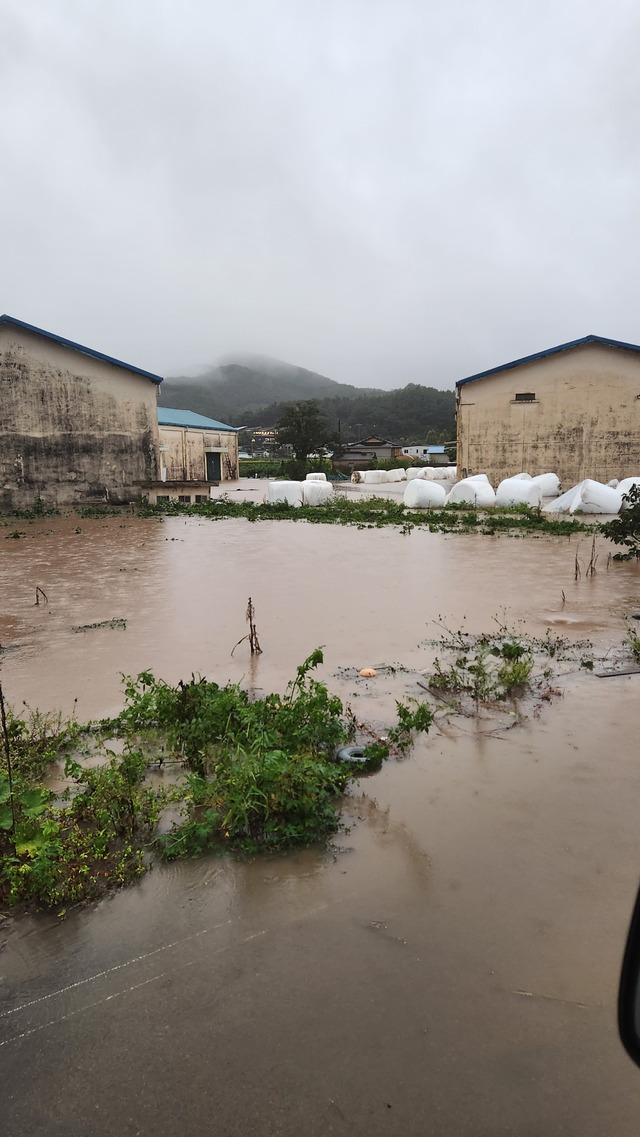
0, 516, 639, 1135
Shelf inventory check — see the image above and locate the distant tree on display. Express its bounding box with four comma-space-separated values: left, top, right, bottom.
277, 401, 337, 462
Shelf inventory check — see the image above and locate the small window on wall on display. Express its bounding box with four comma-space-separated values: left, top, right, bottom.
178, 495, 192, 503
514, 392, 536, 402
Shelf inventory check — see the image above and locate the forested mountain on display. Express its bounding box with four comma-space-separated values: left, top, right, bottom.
160, 354, 376, 424
160, 355, 456, 442
245, 384, 456, 442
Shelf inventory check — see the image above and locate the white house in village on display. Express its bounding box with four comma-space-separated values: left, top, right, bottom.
400, 444, 450, 465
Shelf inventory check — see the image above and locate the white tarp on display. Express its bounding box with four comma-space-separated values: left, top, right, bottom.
268, 480, 303, 507
544, 480, 623, 514
403, 479, 447, 508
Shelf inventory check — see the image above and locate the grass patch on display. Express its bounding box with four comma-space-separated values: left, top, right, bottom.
136, 495, 587, 536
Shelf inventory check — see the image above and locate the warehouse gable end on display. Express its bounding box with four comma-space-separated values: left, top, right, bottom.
455, 336, 640, 486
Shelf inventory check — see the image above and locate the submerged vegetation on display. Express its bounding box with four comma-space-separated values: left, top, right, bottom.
136, 494, 587, 536
0, 651, 432, 910
421, 619, 604, 713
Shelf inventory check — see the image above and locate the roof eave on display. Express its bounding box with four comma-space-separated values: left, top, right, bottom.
456, 334, 640, 389
0, 314, 164, 384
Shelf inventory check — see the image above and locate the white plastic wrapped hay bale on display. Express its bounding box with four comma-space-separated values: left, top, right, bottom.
268, 480, 303, 507
495, 477, 542, 508
406, 468, 423, 481
403, 479, 447, 508
351, 471, 364, 483
302, 480, 333, 505
465, 473, 490, 484
445, 478, 496, 507
530, 472, 560, 497
618, 476, 640, 504
579, 480, 623, 514
386, 468, 406, 482
361, 469, 387, 484
510, 472, 532, 481
421, 468, 436, 480
306, 472, 327, 481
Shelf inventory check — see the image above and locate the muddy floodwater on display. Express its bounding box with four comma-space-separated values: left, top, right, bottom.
1, 514, 640, 1136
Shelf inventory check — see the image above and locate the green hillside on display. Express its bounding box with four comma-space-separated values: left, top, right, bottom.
159, 356, 456, 442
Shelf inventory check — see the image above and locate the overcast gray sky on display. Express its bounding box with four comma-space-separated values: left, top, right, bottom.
2, 0, 639, 388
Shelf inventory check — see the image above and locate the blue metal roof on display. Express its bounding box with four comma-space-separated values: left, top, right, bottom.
0, 314, 164, 383
456, 334, 640, 389
426, 445, 446, 454
158, 407, 238, 432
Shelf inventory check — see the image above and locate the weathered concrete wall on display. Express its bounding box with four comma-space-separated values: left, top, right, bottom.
0, 326, 160, 509
159, 425, 239, 482
456, 343, 640, 487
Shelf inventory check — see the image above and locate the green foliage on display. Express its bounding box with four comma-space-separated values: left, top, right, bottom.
0, 704, 80, 782
0, 746, 162, 908
114, 649, 348, 778
136, 494, 587, 537
0, 652, 435, 908
627, 623, 640, 664
600, 484, 640, 559
160, 360, 456, 442
239, 458, 290, 478
9, 497, 59, 520
429, 632, 534, 701
387, 699, 435, 753
276, 400, 337, 461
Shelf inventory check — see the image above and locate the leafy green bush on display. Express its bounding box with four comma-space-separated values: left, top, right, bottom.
0, 652, 436, 908
429, 633, 534, 701
600, 484, 640, 559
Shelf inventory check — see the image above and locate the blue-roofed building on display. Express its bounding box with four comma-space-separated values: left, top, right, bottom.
0, 314, 163, 509
455, 335, 640, 486
151, 405, 239, 502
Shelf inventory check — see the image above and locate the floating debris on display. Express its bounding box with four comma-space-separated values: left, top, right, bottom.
71, 618, 127, 633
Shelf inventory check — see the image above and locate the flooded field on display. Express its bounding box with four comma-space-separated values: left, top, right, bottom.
1, 514, 640, 1135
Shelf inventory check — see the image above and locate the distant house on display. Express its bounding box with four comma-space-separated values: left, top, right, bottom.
456, 335, 640, 485
246, 427, 279, 455
333, 436, 401, 472
145, 407, 239, 503
0, 314, 162, 509
401, 444, 450, 465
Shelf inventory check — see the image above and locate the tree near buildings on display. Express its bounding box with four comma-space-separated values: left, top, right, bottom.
276, 400, 337, 462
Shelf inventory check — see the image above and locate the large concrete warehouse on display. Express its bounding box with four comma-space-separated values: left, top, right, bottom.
0, 315, 162, 509
456, 335, 640, 487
